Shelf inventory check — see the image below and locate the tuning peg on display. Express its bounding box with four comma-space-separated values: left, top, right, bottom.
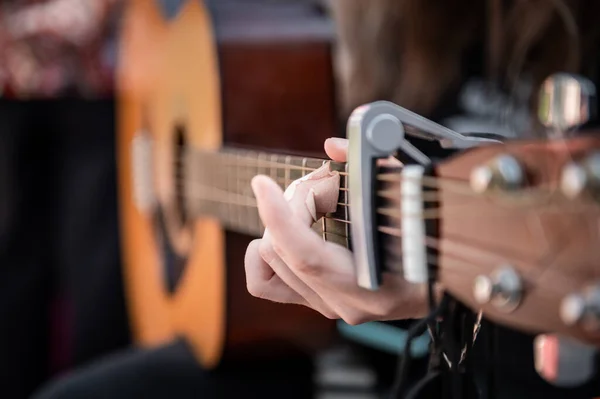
470, 154, 525, 194
538, 73, 597, 137
560, 152, 600, 200
473, 265, 523, 313
534, 334, 598, 387
560, 284, 600, 333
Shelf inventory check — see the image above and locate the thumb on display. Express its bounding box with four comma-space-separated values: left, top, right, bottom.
324, 138, 348, 162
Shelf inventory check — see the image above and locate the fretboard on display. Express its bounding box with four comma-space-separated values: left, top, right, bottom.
184, 147, 350, 248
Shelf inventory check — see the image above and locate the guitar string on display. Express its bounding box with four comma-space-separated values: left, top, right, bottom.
180, 160, 598, 279
155, 192, 590, 305
180, 181, 596, 279
177, 153, 574, 209
182, 176, 592, 216
178, 158, 567, 203
179, 146, 588, 208
377, 226, 588, 302
169, 153, 598, 287
211, 203, 578, 303
181, 159, 597, 267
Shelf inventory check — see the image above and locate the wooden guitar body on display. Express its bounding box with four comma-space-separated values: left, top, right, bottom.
117, 0, 337, 368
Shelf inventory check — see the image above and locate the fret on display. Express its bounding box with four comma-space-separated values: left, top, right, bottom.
226, 152, 235, 229
317, 161, 350, 249
288, 156, 304, 183
248, 151, 261, 236
269, 154, 278, 182
235, 151, 242, 231
184, 147, 350, 241
303, 158, 327, 171
216, 151, 227, 224
309, 158, 326, 242
342, 162, 350, 249
276, 154, 286, 190
301, 158, 309, 178
284, 155, 292, 188
255, 151, 268, 234
257, 152, 269, 177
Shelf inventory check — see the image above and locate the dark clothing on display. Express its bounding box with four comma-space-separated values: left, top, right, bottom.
32, 340, 315, 399
472, 323, 600, 399
0, 99, 130, 398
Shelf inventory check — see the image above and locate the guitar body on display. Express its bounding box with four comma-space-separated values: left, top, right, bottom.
117, 0, 337, 368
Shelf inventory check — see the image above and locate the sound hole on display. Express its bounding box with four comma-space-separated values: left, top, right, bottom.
174, 125, 188, 227
155, 208, 187, 294
154, 0, 186, 20
153, 123, 193, 294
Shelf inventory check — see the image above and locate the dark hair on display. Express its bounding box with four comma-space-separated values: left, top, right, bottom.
329, 0, 600, 119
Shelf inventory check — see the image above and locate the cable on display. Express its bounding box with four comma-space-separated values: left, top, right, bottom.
389, 295, 451, 398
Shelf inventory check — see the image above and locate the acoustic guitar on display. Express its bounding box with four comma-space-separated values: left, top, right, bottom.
117, 0, 600, 372
117, 0, 338, 367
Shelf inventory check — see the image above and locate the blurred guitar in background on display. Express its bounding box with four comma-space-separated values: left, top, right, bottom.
117, 0, 339, 368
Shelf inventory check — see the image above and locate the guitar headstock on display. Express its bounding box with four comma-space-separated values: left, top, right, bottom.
435, 133, 600, 347
347, 79, 600, 349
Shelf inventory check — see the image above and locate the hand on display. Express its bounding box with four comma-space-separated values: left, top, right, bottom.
244, 138, 431, 325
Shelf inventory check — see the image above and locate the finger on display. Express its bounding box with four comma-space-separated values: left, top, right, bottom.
244, 239, 308, 305
324, 137, 348, 162
318, 242, 430, 321
259, 232, 338, 319
324, 137, 401, 168
251, 177, 430, 322
252, 175, 330, 277
282, 163, 340, 225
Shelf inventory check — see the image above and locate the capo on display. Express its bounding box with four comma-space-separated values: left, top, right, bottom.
347, 101, 498, 290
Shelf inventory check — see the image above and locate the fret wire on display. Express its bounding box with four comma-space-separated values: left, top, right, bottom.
216, 152, 224, 222
285, 155, 291, 189
254, 152, 262, 233
236, 152, 242, 229
258, 152, 269, 231
317, 160, 327, 242
343, 163, 350, 248
270, 154, 278, 181
227, 154, 234, 228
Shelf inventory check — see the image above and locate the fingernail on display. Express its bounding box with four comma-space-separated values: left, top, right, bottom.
326, 137, 348, 148
251, 175, 265, 197
251, 175, 276, 199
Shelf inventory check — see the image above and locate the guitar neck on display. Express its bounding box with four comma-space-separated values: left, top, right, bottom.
185, 146, 351, 248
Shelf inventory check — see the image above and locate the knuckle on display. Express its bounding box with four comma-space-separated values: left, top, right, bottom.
318, 307, 338, 320
341, 312, 370, 326
294, 253, 322, 276
323, 311, 339, 320
245, 239, 261, 260
375, 298, 398, 319
258, 241, 278, 264
246, 280, 265, 299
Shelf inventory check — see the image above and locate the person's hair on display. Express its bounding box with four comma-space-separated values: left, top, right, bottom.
329, 0, 600, 119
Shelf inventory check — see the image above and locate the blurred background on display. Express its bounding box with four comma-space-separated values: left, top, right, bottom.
1, 0, 600, 398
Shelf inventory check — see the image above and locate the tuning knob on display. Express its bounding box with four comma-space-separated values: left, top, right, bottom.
534, 334, 598, 387
470, 154, 525, 194
560, 152, 600, 200
538, 73, 597, 137
473, 265, 523, 313
560, 284, 600, 333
